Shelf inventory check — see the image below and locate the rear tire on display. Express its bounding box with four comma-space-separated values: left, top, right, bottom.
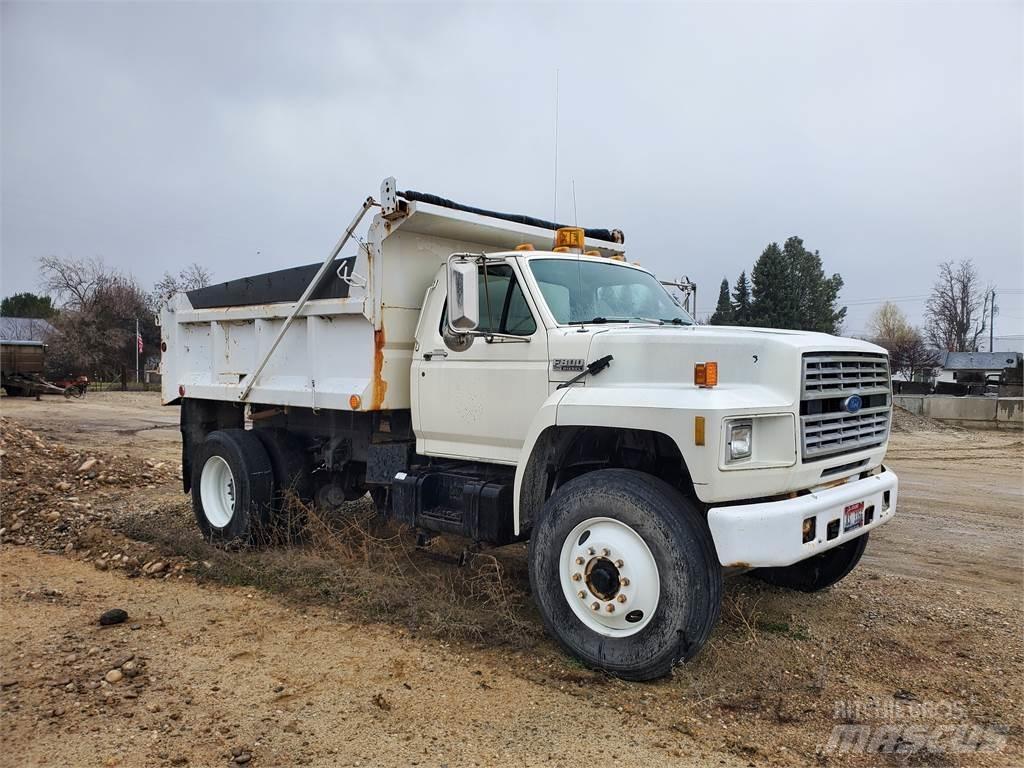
254, 429, 311, 502
750, 532, 869, 592
191, 429, 274, 546
528, 469, 722, 681
254, 428, 311, 539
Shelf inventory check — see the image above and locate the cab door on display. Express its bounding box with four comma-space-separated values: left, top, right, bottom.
413, 260, 549, 464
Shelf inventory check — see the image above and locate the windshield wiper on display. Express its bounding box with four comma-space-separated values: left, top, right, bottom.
568, 317, 627, 325
661, 317, 692, 325
569, 316, 663, 325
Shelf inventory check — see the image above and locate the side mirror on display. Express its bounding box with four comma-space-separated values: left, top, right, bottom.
446, 256, 479, 333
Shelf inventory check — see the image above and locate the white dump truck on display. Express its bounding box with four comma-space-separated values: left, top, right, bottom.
160, 178, 898, 680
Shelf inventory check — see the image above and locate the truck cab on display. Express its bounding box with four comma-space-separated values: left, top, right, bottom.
161, 178, 898, 680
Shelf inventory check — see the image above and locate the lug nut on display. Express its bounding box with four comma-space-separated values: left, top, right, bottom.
602, 548, 610, 557
575, 557, 585, 565
605, 604, 615, 613
615, 559, 624, 567
620, 577, 630, 586
572, 572, 582, 582
591, 602, 600, 611
587, 547, 595, 556
578, 590, 586, 599
617, 594, 627, 603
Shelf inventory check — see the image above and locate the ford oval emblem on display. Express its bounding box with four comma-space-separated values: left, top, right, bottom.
843, 394, 863, 414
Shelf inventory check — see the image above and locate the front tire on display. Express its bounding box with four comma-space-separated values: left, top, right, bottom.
191, 429, 274, 546
528, 469, 722, 681
750, 533, 869, 592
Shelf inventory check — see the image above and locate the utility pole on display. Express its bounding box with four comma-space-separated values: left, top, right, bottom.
990, 289, 996, 352
135, 318, 140, 383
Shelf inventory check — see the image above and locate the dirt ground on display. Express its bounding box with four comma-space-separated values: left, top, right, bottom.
1, 392, 1022, 768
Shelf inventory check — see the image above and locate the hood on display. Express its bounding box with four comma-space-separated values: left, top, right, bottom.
563, 324, 887, 404
690, 324, 886, 354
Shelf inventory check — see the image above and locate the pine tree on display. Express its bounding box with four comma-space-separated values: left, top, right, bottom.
785, 236, 846, 333
709, 278, 734, 325
1, 292, 54, 318
749, 237, 845, 333
731, 271, 752, 325
750, 243, 790, 327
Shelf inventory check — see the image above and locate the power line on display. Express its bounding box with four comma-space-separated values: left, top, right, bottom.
842, 296, 929, 306
838, 283, 1024, 307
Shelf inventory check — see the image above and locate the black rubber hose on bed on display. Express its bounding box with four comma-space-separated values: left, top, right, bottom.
398, 189, 624, 245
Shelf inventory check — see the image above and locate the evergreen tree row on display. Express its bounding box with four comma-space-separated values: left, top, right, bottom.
708, 236, 845, 334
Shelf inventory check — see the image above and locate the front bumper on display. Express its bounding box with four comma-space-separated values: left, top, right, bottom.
707, 468, 898, 568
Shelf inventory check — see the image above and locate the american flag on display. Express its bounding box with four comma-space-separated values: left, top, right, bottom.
137, 332, 144, 354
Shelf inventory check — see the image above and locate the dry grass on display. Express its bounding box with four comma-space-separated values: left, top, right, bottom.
117, 494, 537, 646
721, 588, 764, 646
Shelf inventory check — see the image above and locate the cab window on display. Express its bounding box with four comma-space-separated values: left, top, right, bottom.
440, 263, 537, 336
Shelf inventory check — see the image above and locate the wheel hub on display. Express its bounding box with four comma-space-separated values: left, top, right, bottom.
559, 517, 660, 637
585, 557, 621, 600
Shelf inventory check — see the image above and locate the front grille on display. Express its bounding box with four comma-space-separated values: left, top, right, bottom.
801, 352, 891, 461
802, 353, 891, 399
802, 408, 890, 460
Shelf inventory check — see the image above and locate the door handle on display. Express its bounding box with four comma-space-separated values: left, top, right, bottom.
423, 349, 449, 360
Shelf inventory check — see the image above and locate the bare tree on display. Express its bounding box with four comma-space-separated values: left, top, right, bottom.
925, 260, 988, 352
868, 302, 940, 381
868, 302, 913, 347
152, 263, 213, 307
37, 255, 155, 379
38, 255, 109, 313
890, 329, 942, 382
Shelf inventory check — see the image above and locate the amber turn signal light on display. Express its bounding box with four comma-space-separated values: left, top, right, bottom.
695, 361, 718, 388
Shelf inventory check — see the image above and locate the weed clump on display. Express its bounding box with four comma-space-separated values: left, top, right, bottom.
119, 494, 537, 646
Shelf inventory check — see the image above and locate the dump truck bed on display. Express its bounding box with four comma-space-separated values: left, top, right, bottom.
160, 191, 625, 412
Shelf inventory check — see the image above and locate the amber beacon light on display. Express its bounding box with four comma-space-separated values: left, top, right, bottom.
553, 227, 585, 253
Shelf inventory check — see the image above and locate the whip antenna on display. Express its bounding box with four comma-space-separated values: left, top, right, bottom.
572, 179, 578, 227
552, 69, 559, 223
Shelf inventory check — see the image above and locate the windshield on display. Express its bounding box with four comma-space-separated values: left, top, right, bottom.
529, 258, 694, 325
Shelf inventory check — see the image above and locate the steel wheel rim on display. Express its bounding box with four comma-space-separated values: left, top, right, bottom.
559, 516, 660, 637
200, 455, 236, 528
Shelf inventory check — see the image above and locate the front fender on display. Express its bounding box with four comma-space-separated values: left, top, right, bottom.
513, 384, 798, 532
513, 388, 569, 534
555, 385, 724, 492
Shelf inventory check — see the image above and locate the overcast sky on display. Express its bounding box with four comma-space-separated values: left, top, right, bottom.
2, 1, 1021, 343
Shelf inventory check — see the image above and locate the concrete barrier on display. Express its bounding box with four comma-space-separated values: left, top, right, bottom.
997, 398, 1023, 428
893, 395, 1024, 430
894, 395, 926, 416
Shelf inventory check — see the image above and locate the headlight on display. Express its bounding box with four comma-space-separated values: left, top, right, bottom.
727, 421, 752, 461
